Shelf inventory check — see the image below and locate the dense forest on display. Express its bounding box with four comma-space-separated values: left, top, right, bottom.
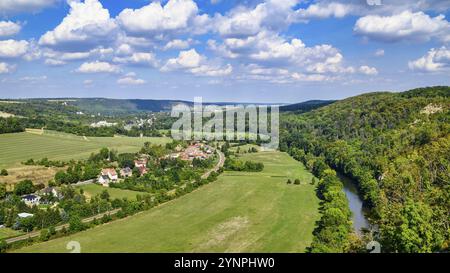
281, 86, 450, 253
280, 100, 336, 113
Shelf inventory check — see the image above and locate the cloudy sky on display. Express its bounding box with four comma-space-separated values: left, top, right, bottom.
0, 0, 449, 102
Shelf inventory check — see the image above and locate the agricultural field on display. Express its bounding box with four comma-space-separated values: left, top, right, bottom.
78, 184, 142, 201
16, 151, 320, 253
0, 166, 63, 191
0, 130, 170, 169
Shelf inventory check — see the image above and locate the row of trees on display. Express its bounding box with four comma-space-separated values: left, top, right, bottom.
286, 148, 354, 252
224, 158, 264, 172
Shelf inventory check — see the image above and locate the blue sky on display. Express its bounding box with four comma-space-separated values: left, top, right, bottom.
0, 0, 449, 102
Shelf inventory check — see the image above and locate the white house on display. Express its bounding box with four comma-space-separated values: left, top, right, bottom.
21, 194, 40, 206
98, 168, 118, 185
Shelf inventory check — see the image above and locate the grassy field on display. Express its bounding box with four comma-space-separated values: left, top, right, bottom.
0, 228, 23, 240
16, 151, 320, 253
0, 131, 170, 169
79, 184, 142, 201
229, 144, 260, 153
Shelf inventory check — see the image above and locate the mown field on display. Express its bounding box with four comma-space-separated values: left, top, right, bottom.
78, 184, 142, 201
0, 131, 170, 169
16, 151, 320, 253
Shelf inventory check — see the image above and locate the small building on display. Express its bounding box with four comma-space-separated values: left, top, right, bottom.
134, 159, 147, 168
98, 168, 118, 185
120, 167, 133, 178
41, 187, 62, 199
21, 194, 40, 206
18, 212, 34, 219
138, 166, 148, 176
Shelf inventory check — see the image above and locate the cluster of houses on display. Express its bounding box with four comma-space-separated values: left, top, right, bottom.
96, 142, 215, 186
90, 120, 118, 128
167, 142, 214, 161
97, 158, 148, 186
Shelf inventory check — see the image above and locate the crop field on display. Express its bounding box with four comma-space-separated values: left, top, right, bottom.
78, 184, 142, 201
0, 131, 170, 169
16, 151, 320, 253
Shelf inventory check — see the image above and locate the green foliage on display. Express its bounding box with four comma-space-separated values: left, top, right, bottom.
40, 229, 50, 242
0, 169, 8, 176
14, 180, 35, 195
0, 239, 7, 253
68, 215, 86, 233
282, 86, 450, 252
0, 184, 6, 199
224, 158, 264, 172
0, 117, 25, 134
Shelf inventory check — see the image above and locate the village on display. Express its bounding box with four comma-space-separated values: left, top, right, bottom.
7, 141, 217, 224
0, 142, 223, 238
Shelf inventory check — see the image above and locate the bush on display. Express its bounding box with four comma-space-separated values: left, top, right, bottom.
68, 215, 86, 233
0, 169, 8, 176
0, 239, 7, 253
14, 180, 35, 195
294, 179, 301, 185
40, 229, 50, 241
287, 179, 292, 184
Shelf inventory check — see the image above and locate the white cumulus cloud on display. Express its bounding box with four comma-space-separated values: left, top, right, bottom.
0, 21, 22, 37
0, 39, 29, 58
117, 0, 208, 39
359, 65, 378, 75
0, 0, 58, 15
0, 62, 15, 74
39, 0, 117, 51
409, 47, 450, 72
113, 52, 158, 67
76, 61, 120, 73
161, 49, 232, 77
354, 11, 450, 43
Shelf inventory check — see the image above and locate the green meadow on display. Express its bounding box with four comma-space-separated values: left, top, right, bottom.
0, 131, 170, 168
78, 184, 142, 201
16, 151, 320, 253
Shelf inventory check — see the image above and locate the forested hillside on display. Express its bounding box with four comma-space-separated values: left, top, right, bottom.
281, 86, 450, 253
280, 100, 336, 113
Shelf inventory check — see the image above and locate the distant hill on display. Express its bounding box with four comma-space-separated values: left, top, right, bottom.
280, 100, 336, 113
25, 98, 275, 115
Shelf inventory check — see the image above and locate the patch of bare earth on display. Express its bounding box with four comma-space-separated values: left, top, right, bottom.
420, 104, 443, 115
0, 111, 15, 118
0, 166, 63, 189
